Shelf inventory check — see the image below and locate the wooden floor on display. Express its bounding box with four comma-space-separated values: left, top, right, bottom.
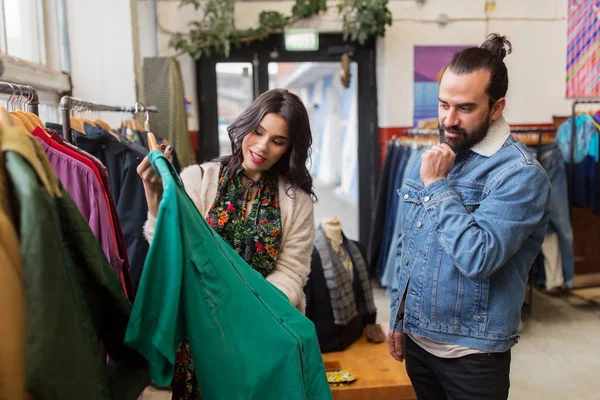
322, 333, 416, 400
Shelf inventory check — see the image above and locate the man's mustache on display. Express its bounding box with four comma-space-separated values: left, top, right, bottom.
440, 125, 467, 135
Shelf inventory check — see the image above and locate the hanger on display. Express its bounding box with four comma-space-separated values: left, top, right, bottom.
15, 85, 42, 131
512, 131, 556, 146
70, 104, 86, 135
5, 84, 32, 130
137, 102, 159, 151
131, 119, 145, 132
10, 114, 27, 130
0, 106, 14, 127
95, 118, 112, 132
23, 85, 45, 129
76, 107, 98, 129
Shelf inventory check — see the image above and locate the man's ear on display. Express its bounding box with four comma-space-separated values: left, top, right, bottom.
491, 98, 506, 122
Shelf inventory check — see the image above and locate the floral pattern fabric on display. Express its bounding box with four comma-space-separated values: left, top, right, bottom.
206, 164, 282, 277
172, 164, 282, 399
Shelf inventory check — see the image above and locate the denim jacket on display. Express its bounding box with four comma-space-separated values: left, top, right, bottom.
389, 119, 551, 352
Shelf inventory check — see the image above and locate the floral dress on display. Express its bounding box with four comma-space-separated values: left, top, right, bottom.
172, 164, 283, 399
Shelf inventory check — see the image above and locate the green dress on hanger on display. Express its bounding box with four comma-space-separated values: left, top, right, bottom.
125, 151, 331, 400
175, 164, 284, 399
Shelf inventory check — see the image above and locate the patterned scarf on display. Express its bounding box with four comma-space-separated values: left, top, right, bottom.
206, 165, 282, 277
314, 226, 377, 325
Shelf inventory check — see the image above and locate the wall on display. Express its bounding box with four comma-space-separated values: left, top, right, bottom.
156, 0, 570, 131
65, 0, 138, 126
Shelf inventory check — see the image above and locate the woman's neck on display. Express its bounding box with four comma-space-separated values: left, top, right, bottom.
243, 171, 261, 182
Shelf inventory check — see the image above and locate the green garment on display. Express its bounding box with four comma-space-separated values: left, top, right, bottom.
126, 151, 331, 400
4, 150, 148, 399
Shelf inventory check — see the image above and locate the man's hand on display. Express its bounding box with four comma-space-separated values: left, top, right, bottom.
387, 331, 405, 362
420, 143, 456, 186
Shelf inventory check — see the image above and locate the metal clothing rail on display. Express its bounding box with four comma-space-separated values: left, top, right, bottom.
511, 126, 557, 161
0, 82, 39, 115
570, 99, 600, 211
510, 127, 556, 133
406, 128, 438, 136
60, 96, 157, 143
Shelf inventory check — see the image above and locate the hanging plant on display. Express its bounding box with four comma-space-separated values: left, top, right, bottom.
169, 0, 392, 59
337, 0, 393, 44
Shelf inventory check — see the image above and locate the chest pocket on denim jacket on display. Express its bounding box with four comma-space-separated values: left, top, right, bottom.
452, 183, 484, 213
399, 184, 422, 232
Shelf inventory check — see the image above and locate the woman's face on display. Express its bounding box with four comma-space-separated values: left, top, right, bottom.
241, 112, 290, 178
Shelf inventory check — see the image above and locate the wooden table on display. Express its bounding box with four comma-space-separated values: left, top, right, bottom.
322, 334, 416, 400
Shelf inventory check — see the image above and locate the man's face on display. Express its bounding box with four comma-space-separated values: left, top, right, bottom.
438, 69, 495, 152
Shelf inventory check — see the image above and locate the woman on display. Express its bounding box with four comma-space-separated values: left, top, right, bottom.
137, 88, 316, 399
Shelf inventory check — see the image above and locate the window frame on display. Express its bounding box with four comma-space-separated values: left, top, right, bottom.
0, 0, 71, 96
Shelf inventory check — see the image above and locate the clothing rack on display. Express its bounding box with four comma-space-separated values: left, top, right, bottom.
570, 99, 600, 209
0, 82, 39, 115
508, 127, 555, 316
568, 99, 600, 306
511, 127, 556, 161
60, 96, 158, 144
405, 128, 438, 136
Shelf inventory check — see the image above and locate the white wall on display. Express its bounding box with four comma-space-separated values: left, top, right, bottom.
66, 0, 137, 126
156, 0, 570, 128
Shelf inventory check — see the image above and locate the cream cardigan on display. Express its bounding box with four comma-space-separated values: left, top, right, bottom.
143, 162, 315, 313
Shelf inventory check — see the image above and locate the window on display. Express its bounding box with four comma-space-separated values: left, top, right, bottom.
1, 0, 46, 65
0, 0, 71, 122
216, 62, 254, 156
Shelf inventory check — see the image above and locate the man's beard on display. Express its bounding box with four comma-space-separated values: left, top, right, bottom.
439, 113, 491, 153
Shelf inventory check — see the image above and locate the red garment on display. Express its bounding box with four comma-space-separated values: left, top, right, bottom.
49, 130, 135, 300
33, 127, 133, 300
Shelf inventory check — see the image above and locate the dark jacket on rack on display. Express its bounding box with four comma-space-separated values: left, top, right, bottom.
367, 141, 394, 277
2, 129, 148, 400
305, 239, 377, 353
75, 124, 149, 292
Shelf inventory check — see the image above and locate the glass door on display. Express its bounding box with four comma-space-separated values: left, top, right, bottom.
215, 62, 255, 156
269, 61, 359, 239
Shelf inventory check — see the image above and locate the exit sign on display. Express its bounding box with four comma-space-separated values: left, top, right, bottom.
284, 30, 319, 51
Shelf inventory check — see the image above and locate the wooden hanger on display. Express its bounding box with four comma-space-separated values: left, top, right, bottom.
513, 134, 555, 146
95, 119, 112, 132
0, 106, 13, 127
28, 112, 45, 129
399, 136, 438, 146
70, 117, 86, 135
16, 111, 41, 130
10, 112, 34, 132
147, 130, 159, 151
130, 119, 145, 131
10, 115, 27, 131
73, 117, 97, 129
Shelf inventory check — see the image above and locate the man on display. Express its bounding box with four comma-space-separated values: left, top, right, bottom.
387, 34, 551, 400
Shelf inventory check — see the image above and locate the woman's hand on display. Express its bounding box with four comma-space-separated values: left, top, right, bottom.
137, 145, 173, 217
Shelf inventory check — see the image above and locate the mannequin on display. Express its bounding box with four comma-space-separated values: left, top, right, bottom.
322, 217, 354, 281
314, 217, 385, 346
321, 216, 343, 252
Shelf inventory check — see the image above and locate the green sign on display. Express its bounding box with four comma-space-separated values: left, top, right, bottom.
284, 30, 319, 51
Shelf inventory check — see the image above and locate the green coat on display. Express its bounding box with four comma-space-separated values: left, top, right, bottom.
126, 151, 331, 400
4, 141, 148, 399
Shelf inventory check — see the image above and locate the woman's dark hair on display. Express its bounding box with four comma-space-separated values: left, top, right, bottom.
446, 33, 512, 108
216, 88, 316, 200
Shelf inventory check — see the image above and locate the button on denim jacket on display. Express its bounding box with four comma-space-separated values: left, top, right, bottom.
389, 136, 551, 352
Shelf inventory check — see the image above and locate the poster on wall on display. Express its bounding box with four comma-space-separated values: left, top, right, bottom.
413, 46, 470, 128
566, 0, 600, 98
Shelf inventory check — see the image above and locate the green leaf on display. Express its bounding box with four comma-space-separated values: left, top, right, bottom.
170, 0, 392, 59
